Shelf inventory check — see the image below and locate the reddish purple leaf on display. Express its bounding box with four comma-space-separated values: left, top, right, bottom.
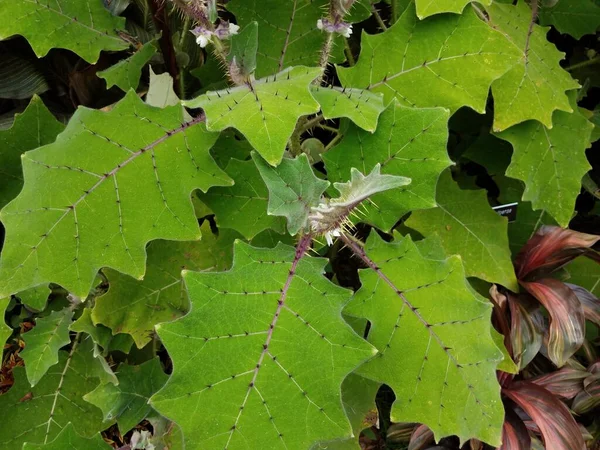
571, 375, 600, 414
529, 366, 587, 399
408, 424, 434, 450
503, 381, 585, 450
566, 283, 600, 326
508, 293, 544, 369
515, 226, 600, 280
499, 408, 530, 450
522, 279, 585, 367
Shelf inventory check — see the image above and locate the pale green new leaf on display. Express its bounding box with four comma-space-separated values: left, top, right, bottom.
84, 358, 168, 433
310, 86, 385, 132
92, 222, 240, 348
323, 101, 451, 231
344, 233, 504, 445
21, 307, 74, 387
0, 91, 231, 299
415, 0, 492, 19
253, 153, 329, 235
486, 1, 580, 131
406, 171, 518, 291
22, 423, 110, 450
0, 338, 109, 448
0, 0, 128, 63
337, 3, 519, 113
146, 67, 181, 109
0, 95, 65, 210
0, 297, 11, 347
495, 99, 594, 227
151, 241, 375, 450
184, 66, 322, 165
197, 159, 286, 239
538, 0, 600, 39
98, 40, 157, 92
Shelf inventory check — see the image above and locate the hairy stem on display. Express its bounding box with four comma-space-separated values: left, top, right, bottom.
566, 55, 600, 72
371, 3, 388, 31
344, 37, 356, 66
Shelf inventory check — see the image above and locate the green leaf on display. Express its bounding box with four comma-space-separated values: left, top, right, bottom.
22, 423, 110, 450
415, 0, 492, 19
0, 0, 128, 63
98, 40, 157, 92
21, 307, 74, 387
343, 233, 504, 445
323, 101, 451, 231
0, 91, 231, 298
0, 297, 11, 347
310, 86, 385, 132
197, 159, 286, 239
566, 257, 600, 297
337, 3, 519, 114
491, 328, 518, 374
0, 338, 108, 447
70, 308, 134, 355
406, 171, 518, 291
184, 66, 322, 165
253, 153, 330, 235
92, 222, 240, 348
227, 22, 259, 77
0, 95, 65, 210
0, 54, 49, 100
538, 0, 600, 39
209, 131, 252, 170
146, 67, 181, 109
16, 285, 52, 311
147, 413, 184, 450
494, 97, 594, 227
508, 202, 557, 256
84, 358, 168, 433
486, 1, 580, 131
151, 241, 375, 450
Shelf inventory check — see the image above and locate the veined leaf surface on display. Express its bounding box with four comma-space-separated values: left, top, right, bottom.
415, 0, 492, 19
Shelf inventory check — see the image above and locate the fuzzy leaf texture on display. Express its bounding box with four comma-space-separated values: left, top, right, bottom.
406, 171, 518, 291
92, 222, 240, 348
0, 0, 128, 63
150, 240, 375, 450
343, 233, 504, 445
21, 307, 74, 387
0, 338, 109, 448
337, 3, 519, 114
495, 97, 594, 227
184, 66, 322, 166
0, 95, 65, 210
0, 91, 231, 298
486, 1, 580, 131
324, 101, 451, 231
22, 423, 110, 450
253, 153, 330, 235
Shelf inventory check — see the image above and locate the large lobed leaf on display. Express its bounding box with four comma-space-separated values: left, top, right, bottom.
22, 423, 110, 449
0, 91, 231, 299
184, 66, 322, 166
337, 3, 519, 114
151, 240, 375, 449
98, 40, 157, 92
342, 233, 504, 445
0, 0, 128, 63
415, 0, 492, 19
324, 100, 451, 231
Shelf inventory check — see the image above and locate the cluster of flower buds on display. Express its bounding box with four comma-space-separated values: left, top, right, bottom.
191, 21, 239, 48
316, 18, 353, 38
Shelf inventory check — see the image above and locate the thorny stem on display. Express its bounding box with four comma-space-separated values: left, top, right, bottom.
371, 3, 388, 31
324, 133, 343, 151
390, 0, 400, 24
344, 38, 356, 66
566, 55, 600, 72
524, 0, 539, 63
318, 33, 335, 77
299, 114, 325, 133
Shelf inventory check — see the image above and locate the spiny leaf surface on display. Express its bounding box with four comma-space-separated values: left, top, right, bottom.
92, 222, 240, 348
184, 66, 322, 165
0, 0, 128, 63
0, 338, 109, 448
84, 358, 168, 433
343, 233, 504, 445
197, 159, 286, 239
0, 95, 65, 210
495, 98, 594, 227
310, 86, 385, 132
253, 153, 329, 235
98, 40, 157, 92
337, 3, 519, 113
538, 0, 600, 39
22, 423, 110, 450
406, 171, 518, 291
323, 101, 451, 231
21, 307, 73, 387
151, 241, 375, 450
0, 91, 231, 298
415, 0, 492, 19
486, 1, 580, 131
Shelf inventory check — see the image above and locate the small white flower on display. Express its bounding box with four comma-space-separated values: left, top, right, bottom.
317, 19, 324, 30
196, 34, 209, 48
341, 24, 352, 38
229, 23, 240, 35
324, 228, 341, 246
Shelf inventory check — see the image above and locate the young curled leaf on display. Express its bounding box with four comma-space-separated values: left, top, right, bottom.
503, 381, 586, 450
521, 279, 585, 368
515, 226, 600, 280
